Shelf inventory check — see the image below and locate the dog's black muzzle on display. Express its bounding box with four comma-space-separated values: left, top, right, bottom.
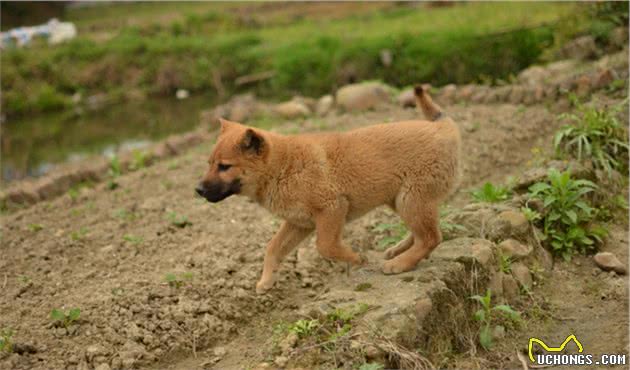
195, 180, 241, 203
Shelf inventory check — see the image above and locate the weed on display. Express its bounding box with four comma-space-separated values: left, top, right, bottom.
470, 289, 521, 350
18, 275, 31, 284
50, 308, 81, 328
113, 208, 137, 221
108, 155, 122, 190
528, 169, 607, 260
122, 234, 143, 244
373, 222, 407, 250
164, 272, 193, 288
129, 150, 149, 171
0, 328, 13, 353
554, 97, 629, 176
471, 182, 511, 203
167, 211, 192, 228
498, 253, 513, 274
28, 223, 44, 232
354, 282, 373, 292
70, 227, 89, 241
521, 206, 541, 222
359, 364, 385, 370
288, 319, 320, 338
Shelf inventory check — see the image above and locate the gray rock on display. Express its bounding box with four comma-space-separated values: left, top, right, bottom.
498, 239, 532, 260
315, 95, 334, 116
593, 252, 627, 275
274, 355, 289, 368
502, 273, 519, 301
336, 82, 392, 111
511, 262, 532, 289
560, 36, 598, 60
397, 88, 416, 108
488, 273, 504, 299
273, 100, 311, 119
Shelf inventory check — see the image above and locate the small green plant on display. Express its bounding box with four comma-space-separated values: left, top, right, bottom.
28, 223, 44, 232
123, 234, 143, 244
18, 275, 31, 284
373, 222, 407, 250
470, 290, 521, 350
521, 206, 541, 222
70, 227, 88, 241
0, 328, 13, 352
498, 253, 513, 273
129, 150, 149, 171
554, 97, 629, 176
164, 272, 193, 288
166, 211, 192, 228
107, 155, 122, 190
528, 169, 607, 261
68, 188, 80, 201
471, 182, 511, 203
113, 208, 137, 221
359, 364, 384, 370
289, 319, 320, 338
50, 308, 81, 328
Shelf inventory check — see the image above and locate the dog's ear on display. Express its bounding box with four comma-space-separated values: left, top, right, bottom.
219, 118, 233, 133
240, 128, 265, 155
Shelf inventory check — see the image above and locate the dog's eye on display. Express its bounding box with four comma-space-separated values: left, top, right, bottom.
217, 163, 232, 172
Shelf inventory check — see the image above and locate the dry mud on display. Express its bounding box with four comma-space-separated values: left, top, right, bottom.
1, 91, 628, 369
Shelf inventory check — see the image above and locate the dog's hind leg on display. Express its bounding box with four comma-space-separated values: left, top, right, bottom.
382, 199, 442, 275
314, 202, 365, 265
256, 222, 312, 294
383, 234, 413, 260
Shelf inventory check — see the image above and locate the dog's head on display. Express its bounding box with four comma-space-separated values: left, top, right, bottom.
196, 119, 269, 203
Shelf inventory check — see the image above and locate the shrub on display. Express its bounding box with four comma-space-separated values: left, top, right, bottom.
554, 98, 629, 176
528, 169, 607, 261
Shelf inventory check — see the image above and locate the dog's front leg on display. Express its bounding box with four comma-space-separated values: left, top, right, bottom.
314, 204, 365, 265
256, 222, 312, 294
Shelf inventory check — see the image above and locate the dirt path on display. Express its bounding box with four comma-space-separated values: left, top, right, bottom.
1, 92, 627, 370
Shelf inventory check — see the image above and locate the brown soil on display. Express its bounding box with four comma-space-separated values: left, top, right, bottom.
1, 92, 627, 370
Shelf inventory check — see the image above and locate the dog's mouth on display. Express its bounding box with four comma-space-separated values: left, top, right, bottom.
195, 179, 241, 203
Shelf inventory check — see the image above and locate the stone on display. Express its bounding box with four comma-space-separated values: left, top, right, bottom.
274, 100, 311, 119
336, 82, 392, 111
509, 86, 525, 104
488, 210, 529, 241
574, 75, 592, 97
414, 297, 433, 321
315, 95, 334, 116
559, 36, 598, 60
609, 27, 628, 49
380, 49, 393, 67
488, 273, 503, 299
502, 273, 519, 301
279, 332, 298, 354
438, 84, 457, 103
213, 346, 227, 357
175, 89, 189, 99
518, 65, 547, 86
511, 262, 532, 289
493, 325, 506, 339
537, 246, 554, 273
456, 85, 475, 101
94, 364, 111, 370
498, 239, 532, 260
274, 355, 289, 368
397, 88, 416, 108
591, 69, 616, 89
86, 344, 109, 362
593, 252, 627, 275
471, 242, 494, 266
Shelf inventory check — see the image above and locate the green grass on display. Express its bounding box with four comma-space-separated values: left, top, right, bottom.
2, 2, 574, 116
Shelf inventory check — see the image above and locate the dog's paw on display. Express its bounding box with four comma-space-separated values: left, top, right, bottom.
381, 259, 415, 275
255, 279, 274, 295
383, 246, 400, 260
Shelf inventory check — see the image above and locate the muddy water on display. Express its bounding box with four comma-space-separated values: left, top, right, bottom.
1, 95, 215, 183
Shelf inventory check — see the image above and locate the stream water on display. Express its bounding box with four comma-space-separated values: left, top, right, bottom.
1, 95, 215, 183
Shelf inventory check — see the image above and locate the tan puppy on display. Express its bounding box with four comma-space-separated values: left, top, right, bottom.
196, 86, 461, 294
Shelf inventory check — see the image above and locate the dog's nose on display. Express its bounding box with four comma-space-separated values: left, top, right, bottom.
195, 184, 206, 197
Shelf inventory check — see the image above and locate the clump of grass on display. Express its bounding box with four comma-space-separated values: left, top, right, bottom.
50, 308, 81, 328
554, 97, 629, 177
373, 222, 407, 250
498, 253, 513, 274
129, 150, 149, 171
122, 234, 143, 244
288, 319, 320, 338
107, 155, 122, 190
528, 169, 607, 261
70, 227, 89, 241
471, 182, 511, 203
0, 328, 13, 353
470, 289, 521, 350
164, 272, 194, 288
28, 223, 44, 232
166, 211, 192, 228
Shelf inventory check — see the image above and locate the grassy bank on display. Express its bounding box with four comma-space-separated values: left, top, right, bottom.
0, 2, 600, 117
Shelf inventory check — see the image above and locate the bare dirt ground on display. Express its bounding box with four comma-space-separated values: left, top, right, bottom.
1, 90, 628, 370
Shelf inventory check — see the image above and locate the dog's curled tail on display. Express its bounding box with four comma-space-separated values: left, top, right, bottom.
414, 85, 444, 121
